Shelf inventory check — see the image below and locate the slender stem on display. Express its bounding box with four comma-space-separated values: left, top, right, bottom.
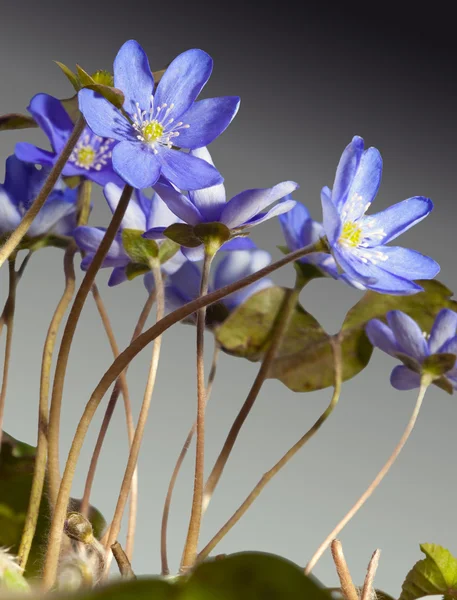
40, 239, 323, 591
47, 184, 133, 509
17, 247, 77, 568
0, 259, 17, 447
305, 379, 430, 575
0, 251, 32, 338
361, 549, 381, 600
202, 284, 302, 515
161, 343, 220, 575
181, 251, 213, 572
111, 542, 135, 579
197, 337, 343, 562
331, 540, 359, 600
81, 288, 155, 559
101, 260, 164, 577
0, 117, 85, 268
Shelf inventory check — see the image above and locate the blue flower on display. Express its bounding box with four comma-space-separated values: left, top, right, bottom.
320, 136, 439, 294
74, 182, 185, 285
144, 146, 297, 260
145, 247, 273, 318
15, 94, 122, 187
0, 155, 77, 239
78, 40, 240, 190
366, 309, 457, 391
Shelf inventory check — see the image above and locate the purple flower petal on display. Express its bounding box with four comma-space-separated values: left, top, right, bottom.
375, 246, 440, 281
363, 197, 434, 246
74, 226, 127, 263
27, 93, 74, 152
244, 199, 297, 228
220, 181, 298, 229
142, 227, 167, 240
343, 147, 382, 218
4, 155, 35, 202
386, 310, 428, 360
221, 238, 257, 250
104, 183, 147, 231
176, 96, 240, 149
321, 186, 341, 245
390, 365, 421, 390
153, 181, 203, 225
15, 143, 56, 167
159, 148, 223, 191
168, 259, 202, 302
114, 40, 154, 113
332, 135, 364, 210
279, 201, 311, 252
365, 319, 398, 356
161, 248, 187, 275
108, 266, 128, 286
182, 245, 205, 261
154, 49, 213, 121
112, 141, 161, 188
438, 335, 457, 358
148, 191, 182, 229
0, 186, 21, 235
27, 192, 76, 237
428, 310, 457, 354
187, 147, 226, 221
79, 89, 132, 141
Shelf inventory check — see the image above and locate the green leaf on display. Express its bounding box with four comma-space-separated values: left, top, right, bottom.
422, 353, 457, 378
122, 229, 159, 263
164, 224, 202, 248
55, 61, 81, 91
125, 263, 150, 281
76, 64, 96, 86
184, 552, 330, 599
215, 280, 456, 393
0, 113, 37, 131
159, 238, 180, 265
0, 434, 105, 578
194, 222, 231, 254
400, 544, 457, 600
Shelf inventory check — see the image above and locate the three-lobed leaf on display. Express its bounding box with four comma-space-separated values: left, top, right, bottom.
400, 544, 457, 600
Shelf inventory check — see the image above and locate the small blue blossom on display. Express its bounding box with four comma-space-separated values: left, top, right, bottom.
320, 136, 439, 295
145, 247, 273, 317
144, 146, 297, 260
78, 40, 240, 190
0, 155, 77, 239
74, 183, 185, 286
366, 309, 457, 391
15, 94, 122, 187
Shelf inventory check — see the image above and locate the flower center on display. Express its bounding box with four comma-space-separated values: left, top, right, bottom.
75, 146, 96, 168
141, 121, 165, 143
132, 97, 190, 154
69, 131, 114, 171
339, 221, 363, 247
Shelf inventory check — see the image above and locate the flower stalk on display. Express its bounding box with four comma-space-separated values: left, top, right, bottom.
0, 258, 17, 448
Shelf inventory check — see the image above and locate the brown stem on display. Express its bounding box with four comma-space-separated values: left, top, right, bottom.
0, 251, 32, 338
47, 184, 133, 508
0, 117, 85, 267
361, 549, 381, 600
111, 541, 136, 579
197, 337, 343, 562
331, 540, 359, 600
202, 285, 302, 515
102, 260, 165, 576
40, 239, 322, 590
180, 251, 213, 572
305, 378, 430, 575
0, 259, 17, 447
17, 247, 76, 568
160, 343, 220, 575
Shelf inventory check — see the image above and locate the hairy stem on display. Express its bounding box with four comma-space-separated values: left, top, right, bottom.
202, 284, 302, 515
0, 251, 33, 338
197, 337, 343, 562
180, 251, 213, 572
40, 239, 323, 590
361, 549, 381, 600
47, 184, 133, 509
305, 378, 430, 575
331, 540, 359, 600
0, 117, 85, 267
0, 259, 17, 447
101, 260, 164, 577
17, 247, 77, 569
161, 343, 220, 575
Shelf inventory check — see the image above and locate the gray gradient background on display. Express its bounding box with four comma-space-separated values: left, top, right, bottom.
0, 2, 456, 595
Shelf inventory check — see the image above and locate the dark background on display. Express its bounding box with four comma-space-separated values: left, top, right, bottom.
0, 2, 456, 594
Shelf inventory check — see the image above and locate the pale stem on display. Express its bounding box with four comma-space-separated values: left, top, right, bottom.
330, 539, 359, 600
0, 251, 33, 338
101, 260, 165, 577
40, 239, 323, 590
360, 549, 381, 600
47, 184, 133, 508
305, 379, 430, 575
17, 246, 76, 569
0, 117, 85, 268
160, 343, 220, 575
180, 251, 213, 572
202, 285, 302, 515
197, 337, 343, 563
0, 259, 17, 448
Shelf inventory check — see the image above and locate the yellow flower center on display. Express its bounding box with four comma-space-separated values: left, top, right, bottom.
340, 221, 363, 247
76, 146, 96, 168
142, 121, 164, 143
